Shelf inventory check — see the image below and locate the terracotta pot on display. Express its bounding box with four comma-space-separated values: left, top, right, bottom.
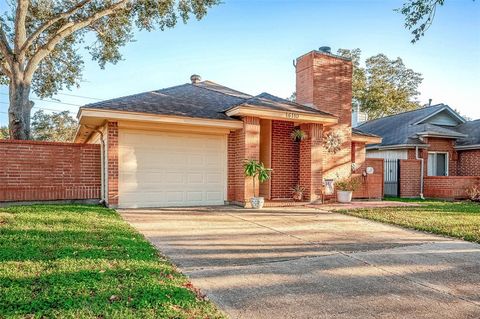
250, 197, 265, 209
337, 190, 353, 203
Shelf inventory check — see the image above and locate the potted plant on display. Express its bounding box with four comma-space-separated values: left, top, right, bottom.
335, 176, 361, 203
291, 185, 306, 201
290, 128, 307, 142
243, 159, 272, 209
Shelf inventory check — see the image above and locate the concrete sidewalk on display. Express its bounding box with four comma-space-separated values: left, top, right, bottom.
120, 207, 480, 319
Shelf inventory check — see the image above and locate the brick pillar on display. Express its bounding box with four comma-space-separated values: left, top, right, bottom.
227, 116, 260, 206
107, 121, 119, 207
299, 123, 323, 202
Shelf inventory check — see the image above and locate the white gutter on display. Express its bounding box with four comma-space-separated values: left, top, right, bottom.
366, 144, 429, 151
415, 146, 425, 200
455, 144, 480, 151
85, 125, 107, 205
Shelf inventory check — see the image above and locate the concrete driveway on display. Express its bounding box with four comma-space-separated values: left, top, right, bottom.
119, 206, 480, 319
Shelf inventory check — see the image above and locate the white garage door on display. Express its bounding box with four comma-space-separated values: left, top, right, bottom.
118, 130, 227, 208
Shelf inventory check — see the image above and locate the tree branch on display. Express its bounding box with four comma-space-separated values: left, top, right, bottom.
21, 0, 93, 54
0, 24, 13, 68
0, 60, 12, 78
24, 0, 130, 81
14, 0, 29, 54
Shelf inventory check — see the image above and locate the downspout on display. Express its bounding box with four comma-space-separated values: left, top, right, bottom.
85, 125, 107, 206
415, 146, 425, 200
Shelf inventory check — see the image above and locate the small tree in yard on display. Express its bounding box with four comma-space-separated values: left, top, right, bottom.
0, 0, 219, 140
243, 159, 271, 198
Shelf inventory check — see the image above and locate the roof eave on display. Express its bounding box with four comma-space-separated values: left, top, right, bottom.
454, 144, 480, 151
412, 105, 466, 126
351, 133, 382, 145
366, 144, 429, 151
225, 105, 338, 125
75, 108, 244, 143
416, 131, 467, 139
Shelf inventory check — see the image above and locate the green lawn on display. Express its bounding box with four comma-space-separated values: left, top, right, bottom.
0, 205, 225, 319
339, 199, 480, 243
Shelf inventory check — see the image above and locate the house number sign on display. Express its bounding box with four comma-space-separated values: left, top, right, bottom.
285, 112, 300, 119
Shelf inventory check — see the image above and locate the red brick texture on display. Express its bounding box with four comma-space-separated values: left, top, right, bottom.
227, 116, 260, 205
107, 121, 119, 206
352, 158, 384, 199
424, 176, 480, 199
407, 138, 460, 176
299, 123, 324, 201
352, 142, 366, 167
296, 50, 352, 181
423, 137, 458, 176
458, 150, 480, 176
399, 159, 422, 198
270, 121, 299, 199
0, 139, 101, 202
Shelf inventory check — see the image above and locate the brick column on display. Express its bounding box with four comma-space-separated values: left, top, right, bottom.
244, 117, 261, 201
227, 116, 260, 206
107, 121, 119, 207
299, 123, 323, 202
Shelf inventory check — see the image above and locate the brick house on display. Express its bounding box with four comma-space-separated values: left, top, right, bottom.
73, 48, 382, 208
357, 105, 480, 199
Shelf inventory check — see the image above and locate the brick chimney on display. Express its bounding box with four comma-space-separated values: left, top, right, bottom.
295, 48, 352, 126
295, 48, 353, 179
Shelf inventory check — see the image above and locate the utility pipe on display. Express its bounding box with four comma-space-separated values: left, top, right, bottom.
415, 146, 425, 200
85, 125, 107, 205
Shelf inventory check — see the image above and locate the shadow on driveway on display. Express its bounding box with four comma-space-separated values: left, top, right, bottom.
120, 206, 480, 319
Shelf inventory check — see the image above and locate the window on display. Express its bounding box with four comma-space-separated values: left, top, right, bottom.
427, 152, 448, 176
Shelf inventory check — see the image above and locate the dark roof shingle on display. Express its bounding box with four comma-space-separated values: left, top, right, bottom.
357, 104, 479, 148
82, 81, 332, 120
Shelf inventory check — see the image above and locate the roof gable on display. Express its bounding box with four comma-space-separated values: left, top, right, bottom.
357, 104, 476, 149
412, 105, 465, 126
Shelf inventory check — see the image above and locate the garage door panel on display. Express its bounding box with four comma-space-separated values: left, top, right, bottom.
186, 191, 203, 201
118, 130, 226, 208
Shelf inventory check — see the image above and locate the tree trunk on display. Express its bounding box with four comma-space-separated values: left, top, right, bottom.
9, 79, 33, 140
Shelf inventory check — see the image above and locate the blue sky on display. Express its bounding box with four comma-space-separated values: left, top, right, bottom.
0, 0, 479, 126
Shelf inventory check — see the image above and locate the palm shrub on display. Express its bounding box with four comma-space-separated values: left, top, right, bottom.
243, 159, 272, 197
291, 128, 307, 142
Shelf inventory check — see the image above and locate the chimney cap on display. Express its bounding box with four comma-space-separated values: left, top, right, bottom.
190, 74, 201, 84
318, 46, 331, 53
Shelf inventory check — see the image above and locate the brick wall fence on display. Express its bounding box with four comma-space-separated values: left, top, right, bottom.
0, 139, 101, 202
424, 176, 480, 199
353, 158, 384, 199
399, 158, 480, 199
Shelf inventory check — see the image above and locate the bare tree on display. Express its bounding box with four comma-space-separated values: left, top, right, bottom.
0, 0, 219, 139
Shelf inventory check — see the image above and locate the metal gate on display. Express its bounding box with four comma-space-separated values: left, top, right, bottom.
384, 159, 400, 197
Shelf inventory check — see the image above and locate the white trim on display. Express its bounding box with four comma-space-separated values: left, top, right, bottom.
225, 105, 338, 125
76, 108, 243, 142
366, 144, 429, 150
79, 108, 244, 129
455, 144, 480, 150
413, 105, 466, 126
427, 151, 449, 176
416, 131, 466, 139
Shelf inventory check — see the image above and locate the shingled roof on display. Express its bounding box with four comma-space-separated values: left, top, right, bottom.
82, 80, 334, 120
456, 119, 480, 147
356, 104, 479, 149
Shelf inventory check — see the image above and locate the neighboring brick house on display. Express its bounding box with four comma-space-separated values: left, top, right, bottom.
357, 105, 480, 198
74, 48, 381, 208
